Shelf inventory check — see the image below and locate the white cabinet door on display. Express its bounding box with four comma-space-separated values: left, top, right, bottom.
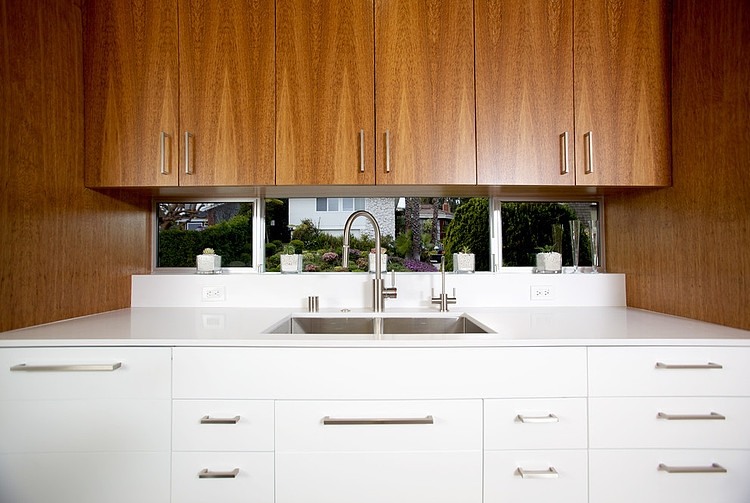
589, 449, 750, 503
276, 450, 482, 503
484, 449, 588, 503
0, 452, 171, 503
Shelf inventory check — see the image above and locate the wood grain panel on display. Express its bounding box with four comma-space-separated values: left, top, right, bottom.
476, 0, 574, 186
574, 0, 671, 186
179, 0, 275, 186
84, 0, 179, 187
375, 0, 476, 185
605, 0, 750, 330
276, 0, 375, 186
1, 0, 151, 332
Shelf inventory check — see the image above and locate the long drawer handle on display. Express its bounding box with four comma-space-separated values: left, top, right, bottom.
322, 415, 434, 426
200, 415, 241, 425
657, 412, 725, 421
515, 467, 559, 479
516, 414, 559, 423
198, 468, 240, 479
10, 363, 122, 372
655, 362, 723, 370
658, 463, 727, 474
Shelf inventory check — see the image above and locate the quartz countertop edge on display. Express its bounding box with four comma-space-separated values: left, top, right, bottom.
1, 307, 749, 347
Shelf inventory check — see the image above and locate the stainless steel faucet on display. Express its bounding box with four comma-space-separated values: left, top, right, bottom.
431, 255, 456, 312
341, 210, 397, 312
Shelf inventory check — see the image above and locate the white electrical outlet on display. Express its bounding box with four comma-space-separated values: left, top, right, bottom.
530, 285, 554, 300
201, 286, 226, 302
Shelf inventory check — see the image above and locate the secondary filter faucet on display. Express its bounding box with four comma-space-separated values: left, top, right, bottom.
341, 210, 397, 312
431, 255, 456, 312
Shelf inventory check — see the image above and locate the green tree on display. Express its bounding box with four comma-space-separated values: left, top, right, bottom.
443, 198, 491, 271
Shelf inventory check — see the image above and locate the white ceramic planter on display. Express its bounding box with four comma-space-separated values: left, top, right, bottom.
535, 252, 562, 273
280, 254, 302, 274
196, 254, 222, 274
453, 253, 475, 273
368, 253, 388, 273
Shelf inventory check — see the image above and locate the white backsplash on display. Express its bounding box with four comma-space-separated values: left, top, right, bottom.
132, 272, 626, 309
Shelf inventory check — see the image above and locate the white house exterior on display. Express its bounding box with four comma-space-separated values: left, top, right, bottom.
288, 197, 397, 239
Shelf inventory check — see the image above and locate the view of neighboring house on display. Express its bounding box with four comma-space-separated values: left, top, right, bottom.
288, 197, 397, 239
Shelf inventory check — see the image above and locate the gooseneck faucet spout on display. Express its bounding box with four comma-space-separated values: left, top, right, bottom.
342, 210, 397, 312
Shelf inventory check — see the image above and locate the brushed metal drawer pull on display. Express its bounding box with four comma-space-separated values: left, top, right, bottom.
516, 467, 559, 479
655, 362, 723, 370
559, 131, 569, 175
10, 363, 122, 372
159, 131, 170, 175
658, 463, 727, 474
322, 415, 434, 426
359, 129, 365, 173
200, 415, 241, 425
198, 468, 240, 479
657, 412, 725, 421
516, 414, 559, 423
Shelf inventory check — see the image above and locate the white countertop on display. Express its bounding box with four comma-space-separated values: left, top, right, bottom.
2, 307, 749, 347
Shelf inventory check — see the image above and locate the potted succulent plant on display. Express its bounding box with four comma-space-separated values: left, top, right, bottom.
196, 248, 222, 274
453, 246, 475, 273
368, 247, 388, 273
535, 224, 563, 273
280, 244, 302, 274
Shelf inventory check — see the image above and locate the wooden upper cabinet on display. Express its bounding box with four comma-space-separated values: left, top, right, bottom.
375, 0, 476, 185
179, 0, 275, 186
276, 0, 375, 185
475, 0, 574, 186
574, 0, 671, 186
84, 0, 179, 187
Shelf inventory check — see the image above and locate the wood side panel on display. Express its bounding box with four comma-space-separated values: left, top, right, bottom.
179, 0, 275, 186
574, 0, 671, 186
276, 0, 375, 186
605, 0, 750, 330
375, 0, 476, 185
83, 0, 179, 187
475, 0, 574, 186
0, 0, 151, 332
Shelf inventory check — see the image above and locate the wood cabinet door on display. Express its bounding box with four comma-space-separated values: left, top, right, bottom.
475, 0, 574, 185
178, 0, 275, 186
375, 0, 476, 185
276, 0, 375, 185
84, 0, 179, 187
574, 0, 671, 186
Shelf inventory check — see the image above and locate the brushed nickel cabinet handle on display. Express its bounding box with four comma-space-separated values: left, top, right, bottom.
658, 463, 727, 474
657, 412, 725, 421
359, 129, 365, 173
560, 132, 569, 175
10, 363, 122, 372
322, 415, 434, 425
160, 131, 169, 175
198, 468, 240, 479
184, 131, 194, 175
655, 362, 723, 370
584, 131, 594, 174
515, 467, 559, 479
385, 129, 391, 173
516, 414, 559, 423
200, 415, 241, 425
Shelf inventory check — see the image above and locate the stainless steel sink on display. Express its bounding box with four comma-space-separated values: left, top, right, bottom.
266, 315, 491, 335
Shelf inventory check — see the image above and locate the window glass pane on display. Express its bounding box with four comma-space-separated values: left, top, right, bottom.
342, 198, 354, 211
156, 202, 254, 268
354, 198, 366, 210
316, 198, 327, 211
327, 198, 338, 211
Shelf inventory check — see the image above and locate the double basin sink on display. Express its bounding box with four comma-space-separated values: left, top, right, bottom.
266, 314, 491, 336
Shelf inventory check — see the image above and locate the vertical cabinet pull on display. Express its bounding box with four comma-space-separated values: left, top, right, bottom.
658, 463, 727, 474
516, 413, 559, 423
160, 131, 169, 175
385, 129, 391, 173
359, 129, 365, 173
655, 362, 723, 370
10, 363, 122, 372
584, 131, 594, 174
559, 132, 569, 175
198, 468, 240, 479
515, 467, 559, 479
200, 415, 241, 425
184, 131, 194, 175
657, 412, 725, 421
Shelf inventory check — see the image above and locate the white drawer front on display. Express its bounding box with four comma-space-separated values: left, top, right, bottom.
588, 347, 750, 397
0, 451, 170, 503
276, 450, 481, 503
276, 399, 482, 452
173, 400, 274, 452
0, 398, 170, 453
590, 397, 750, 449
174, 347, 587, 399
589, 449, 750, 503
0, 347, 171, 399
172, 452, 274, 503
484, 449, 588, 503
484, 398, 587, 450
